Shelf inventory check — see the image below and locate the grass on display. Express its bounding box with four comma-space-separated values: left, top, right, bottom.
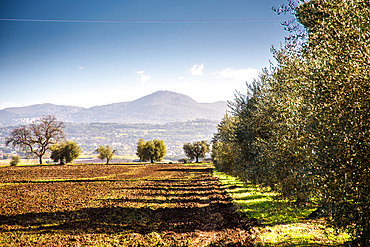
213, 170, 350, 246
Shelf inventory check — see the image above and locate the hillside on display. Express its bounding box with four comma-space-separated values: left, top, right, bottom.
0, 91, 227, 126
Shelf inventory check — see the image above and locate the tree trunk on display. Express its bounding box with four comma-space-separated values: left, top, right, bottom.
196, 156, 199, 163
39, 155, 43, 165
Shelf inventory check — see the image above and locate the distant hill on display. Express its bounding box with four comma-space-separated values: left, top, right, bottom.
0, 91, 228, 126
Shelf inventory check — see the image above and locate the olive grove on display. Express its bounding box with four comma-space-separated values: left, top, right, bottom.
212, 0, 370, 244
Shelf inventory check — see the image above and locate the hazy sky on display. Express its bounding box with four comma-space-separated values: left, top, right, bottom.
0, 0, 291, 109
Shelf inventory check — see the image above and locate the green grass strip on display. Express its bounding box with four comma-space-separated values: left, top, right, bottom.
213, 169, 350, 246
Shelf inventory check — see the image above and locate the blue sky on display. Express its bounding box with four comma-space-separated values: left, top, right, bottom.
0, 0, 291, 109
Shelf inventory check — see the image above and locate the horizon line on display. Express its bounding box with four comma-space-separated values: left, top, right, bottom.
0, 90, 227, 110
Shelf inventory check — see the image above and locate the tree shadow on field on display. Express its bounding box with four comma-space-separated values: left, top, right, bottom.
8, 179, 124, 184
0, 206, 192, 234
121, 184, 219, 192
102, 196, 233, 205
0, 202, 245, 236
0, 174, 252, 237
157, 167, 213, 173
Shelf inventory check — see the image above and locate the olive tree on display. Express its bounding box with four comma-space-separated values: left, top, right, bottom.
50, 141, 81, 165
6, 115, 65, 164
183, 140, 209, 163
95, 145, 116, 165
211, 114, 238, 174
295, 0, 370, 243
136, 139, 166, 163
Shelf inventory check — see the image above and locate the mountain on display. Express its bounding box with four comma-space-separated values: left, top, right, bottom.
0, 91, 228, 126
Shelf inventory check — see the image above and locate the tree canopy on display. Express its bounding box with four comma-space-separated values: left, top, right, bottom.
6, 115, 65, 164
95, 145, 116, 165
136, 139, 166, 163
183, 140, 209, 163
50, 141, 81, 165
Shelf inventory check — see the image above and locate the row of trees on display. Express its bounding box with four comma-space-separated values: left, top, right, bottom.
4, 115, 112, 165
97, 139, 210, 164
212, 0, 369, 244
5, 115, 210, 165
98, 139, 210, 164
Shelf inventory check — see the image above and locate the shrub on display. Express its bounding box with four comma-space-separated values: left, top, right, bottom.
10, 155, 20, 166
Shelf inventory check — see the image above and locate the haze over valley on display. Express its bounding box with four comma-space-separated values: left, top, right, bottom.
0, 91, 227, 126
0, 91, 227, 159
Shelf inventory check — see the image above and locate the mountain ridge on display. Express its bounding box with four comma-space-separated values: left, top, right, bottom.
0, 91, 227, 126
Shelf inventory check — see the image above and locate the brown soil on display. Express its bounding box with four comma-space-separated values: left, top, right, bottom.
0, 163, 255, 246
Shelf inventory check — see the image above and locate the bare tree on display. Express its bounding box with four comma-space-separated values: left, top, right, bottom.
6, 115, 65, 164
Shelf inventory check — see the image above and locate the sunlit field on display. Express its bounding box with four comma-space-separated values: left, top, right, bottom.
0, 159, 40, 166
213, 171, 350, 246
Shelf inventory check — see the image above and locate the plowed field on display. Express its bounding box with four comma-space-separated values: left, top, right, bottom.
0, 163, 254, 246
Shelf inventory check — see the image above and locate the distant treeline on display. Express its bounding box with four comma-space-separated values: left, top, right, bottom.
0, 119, 218, 159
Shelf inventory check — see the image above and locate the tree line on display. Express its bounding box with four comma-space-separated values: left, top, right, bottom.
5, 115, 210, 165
60, 120, 216, 157
212, 0, 369, 244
